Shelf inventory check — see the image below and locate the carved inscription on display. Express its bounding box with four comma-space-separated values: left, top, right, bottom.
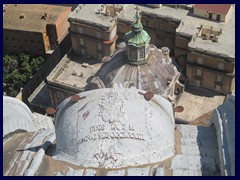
98, 91, 126, 123
79, 123, 145, 144
78, 91, 147, 145
90, 124, 105, 132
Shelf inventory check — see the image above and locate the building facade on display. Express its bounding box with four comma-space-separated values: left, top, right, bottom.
193, 4, 233, 22
3, 4, 71, 57
68, 4, 119, 60
186, 49, 235, 94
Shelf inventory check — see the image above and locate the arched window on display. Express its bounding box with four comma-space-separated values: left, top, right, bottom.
139, 48, 144, 59
128, 46, 137, 60
130, 49, 137, 59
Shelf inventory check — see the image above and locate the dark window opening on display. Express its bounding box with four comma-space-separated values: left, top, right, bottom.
209, 13, 213, 20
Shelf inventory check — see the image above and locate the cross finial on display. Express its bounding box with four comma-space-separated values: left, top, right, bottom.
134, 6, 141, 23
134, 6, 140, 14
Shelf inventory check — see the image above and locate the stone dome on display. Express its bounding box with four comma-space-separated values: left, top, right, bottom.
93, 45, 180, 97
3, 96, 37, 137
54, 88, 175, 169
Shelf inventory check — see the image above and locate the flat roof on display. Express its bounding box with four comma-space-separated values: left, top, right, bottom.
194, 4, 231, 15
68, 4, 116, 30
46, 52, 102, 91
3, 4, 71, 32
118, 4, 235, 58
187, 6, 235, 59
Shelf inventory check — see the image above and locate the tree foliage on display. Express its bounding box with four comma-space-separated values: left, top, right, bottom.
3, 53, 45, 97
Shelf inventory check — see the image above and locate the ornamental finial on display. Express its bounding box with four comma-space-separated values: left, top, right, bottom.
134, 6, 141, 23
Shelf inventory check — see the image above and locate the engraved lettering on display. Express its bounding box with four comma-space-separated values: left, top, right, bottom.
98, 132, 110, 139
135, 134, 144, 140
129, 124, 134, 131
111, 124, 120, 130
122, 124, 125, 130
90, 124, 105, 132
80, 124, 145, 144
128, 132, 135, 138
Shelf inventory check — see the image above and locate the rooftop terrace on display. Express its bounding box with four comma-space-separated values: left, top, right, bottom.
46, 52, 102, 92
68, 4, 118, 31
4, 4, 71, 32
118, 4, 235, 58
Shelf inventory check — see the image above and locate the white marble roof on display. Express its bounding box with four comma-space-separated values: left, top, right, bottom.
3, 124, 220, 176
54, 88, 175, 168
3, 89, 226, 176
3, 96, 37, 137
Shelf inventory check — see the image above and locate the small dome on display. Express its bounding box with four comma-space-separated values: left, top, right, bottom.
124, 11, 149, 46
54, 88, 175, 168
124, 29, 150, 47
3, 96, 37, 137
132, 22, 143, 32
123, 6, 151, 65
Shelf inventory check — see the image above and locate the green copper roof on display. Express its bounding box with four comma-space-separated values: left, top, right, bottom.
124, 29, 151, 47
124, 6, 151, 47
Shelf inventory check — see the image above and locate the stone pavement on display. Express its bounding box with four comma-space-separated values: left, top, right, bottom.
175, 86, 225, 123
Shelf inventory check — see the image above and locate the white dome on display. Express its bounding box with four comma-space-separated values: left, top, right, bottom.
3, 96, 37, 137
54, 88, 175, 168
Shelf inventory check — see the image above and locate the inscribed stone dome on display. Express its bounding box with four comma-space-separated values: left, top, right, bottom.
54, 88, 175, 169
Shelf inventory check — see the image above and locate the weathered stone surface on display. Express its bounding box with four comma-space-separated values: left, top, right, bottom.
171, 155, 217, 174
173, 124, 219, 176
181, 145, 216, 158
127, 167, 150, 176
107, 169, 126, 176
54, 88, 175, 169
95, 44, 181, 98
173, 169, 202, 176
154, 167, 165, 176
66, 169, 84, 176
181, 137, 217, 148
84, 169, 96, 176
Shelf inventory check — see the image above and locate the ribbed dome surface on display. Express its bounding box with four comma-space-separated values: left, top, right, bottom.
97, 45, 179, 96
124, 28, 150, 46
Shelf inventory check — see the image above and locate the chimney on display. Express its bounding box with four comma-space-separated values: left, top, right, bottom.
106, 10, 110, 16
41, 12, 48, 20
161, 47, 170, 61
19, 13, 25, 19
44, 12, 48, 18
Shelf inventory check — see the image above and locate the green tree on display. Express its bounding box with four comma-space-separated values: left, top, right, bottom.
31, 57, 45, 73
3, 53, 45, 97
